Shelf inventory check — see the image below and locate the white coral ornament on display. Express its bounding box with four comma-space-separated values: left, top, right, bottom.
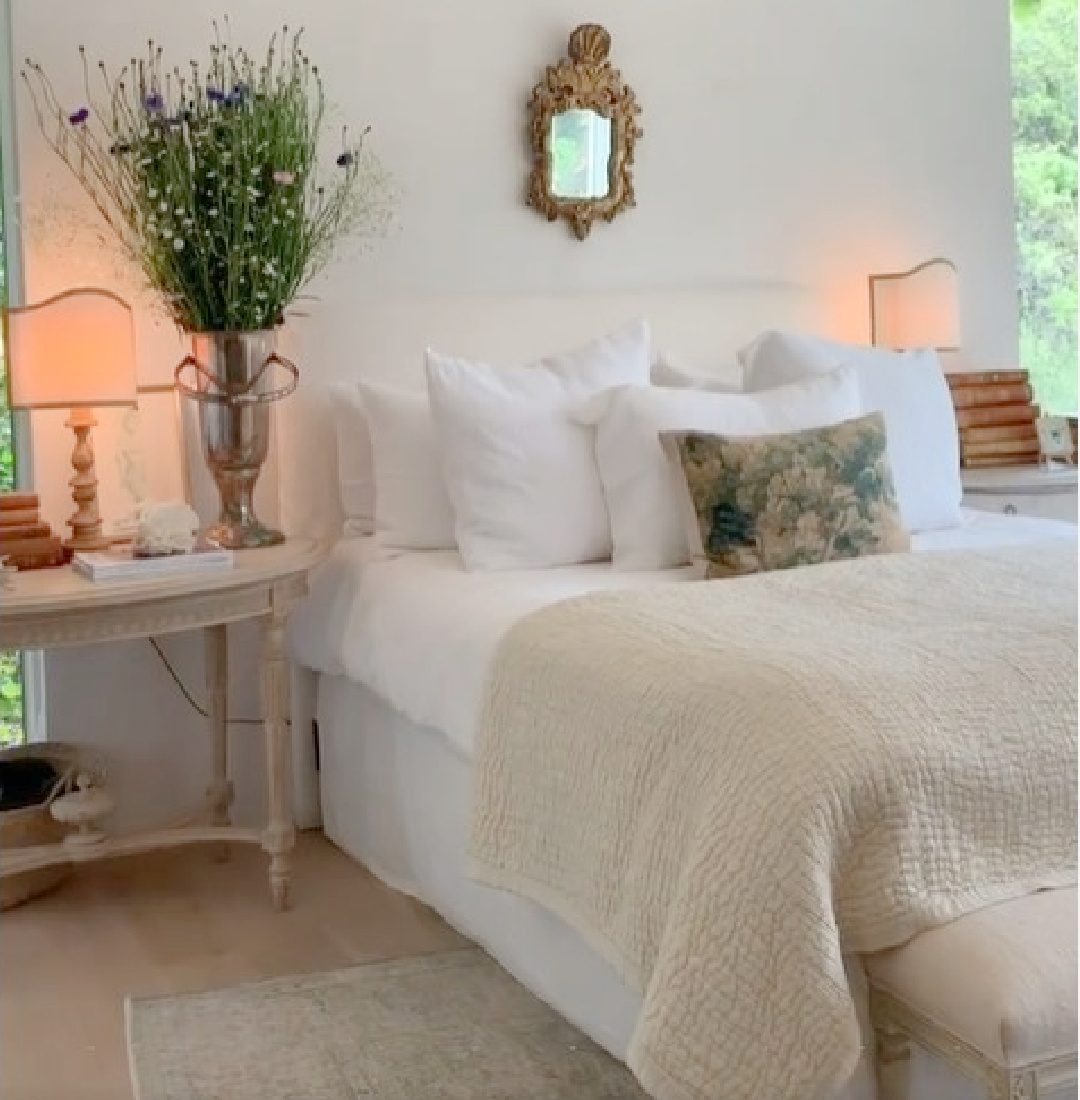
133, 501, 200, 556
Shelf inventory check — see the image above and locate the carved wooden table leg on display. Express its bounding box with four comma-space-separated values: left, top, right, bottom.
875, 1019, 912, 1100
261, 597, 295, 910
205, 624, 232, 862
205, 625, 232, 827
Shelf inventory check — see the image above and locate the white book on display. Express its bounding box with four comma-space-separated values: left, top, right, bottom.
72, 546, 235, 581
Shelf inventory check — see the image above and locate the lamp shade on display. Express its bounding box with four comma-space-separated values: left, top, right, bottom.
5, 288, 137, 410
869, 257, 960, 352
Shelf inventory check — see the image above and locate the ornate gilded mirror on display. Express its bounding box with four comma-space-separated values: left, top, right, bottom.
527, 25, 642, 240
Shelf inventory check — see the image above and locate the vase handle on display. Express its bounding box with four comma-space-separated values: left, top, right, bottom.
175, 351, 300, 406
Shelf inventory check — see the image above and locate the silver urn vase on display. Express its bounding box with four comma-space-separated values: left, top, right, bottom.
176, 330, 298, 549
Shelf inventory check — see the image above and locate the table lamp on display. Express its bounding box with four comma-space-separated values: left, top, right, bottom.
5, 288, 137, 551
868, 257, 960, 352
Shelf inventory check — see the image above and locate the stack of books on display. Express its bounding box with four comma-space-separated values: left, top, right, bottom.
0, 493, 65, 569
72, 545, 234, 581
946, 370, 1041, 468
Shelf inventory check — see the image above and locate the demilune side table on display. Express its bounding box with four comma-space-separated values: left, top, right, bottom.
0, 538, 325, 910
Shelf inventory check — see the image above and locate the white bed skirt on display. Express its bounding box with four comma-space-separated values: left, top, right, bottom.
317, 670, 642, 1056
315, 672, 1003, 1100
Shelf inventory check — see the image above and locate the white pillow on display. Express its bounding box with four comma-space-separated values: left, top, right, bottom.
575, 366, 862, 570
738, 331, 961, 531
651, 356, 742, 392
355, 380, 457, 550
328, 354, 736, 538
328, 382, 376, 536
426, 320, 652, 570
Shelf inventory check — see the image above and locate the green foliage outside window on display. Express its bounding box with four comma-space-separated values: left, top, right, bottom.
1013, 0, 1078, 413
0, 150, 23, 747
0, 655, 20, 746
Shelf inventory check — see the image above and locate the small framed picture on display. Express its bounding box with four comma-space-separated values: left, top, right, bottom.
1036, 415, 1076, 464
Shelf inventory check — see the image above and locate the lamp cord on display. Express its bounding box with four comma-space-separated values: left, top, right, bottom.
148, 637, 268, 727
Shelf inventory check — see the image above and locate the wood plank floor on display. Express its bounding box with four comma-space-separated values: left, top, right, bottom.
0, 833, 466, 1100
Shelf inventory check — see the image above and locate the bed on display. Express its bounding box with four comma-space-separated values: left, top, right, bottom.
290, 509, 1077, 1100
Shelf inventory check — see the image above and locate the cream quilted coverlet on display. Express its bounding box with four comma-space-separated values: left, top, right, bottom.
468, 543, 1078, 1100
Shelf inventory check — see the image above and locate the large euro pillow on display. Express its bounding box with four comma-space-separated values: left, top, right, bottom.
738, 331, 961, 531
351, 380, 457, 549
426, 320, 652, 571
651, 356, 742, 392
328, 381, 377, 536
574, 366, 862, 570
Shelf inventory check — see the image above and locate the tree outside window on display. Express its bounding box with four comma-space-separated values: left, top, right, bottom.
1013, 0, 1078, 414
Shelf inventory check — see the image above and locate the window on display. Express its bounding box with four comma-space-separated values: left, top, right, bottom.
1012, 0, 1078, 414
0, 233, 19, 745
1, 0, 27, 746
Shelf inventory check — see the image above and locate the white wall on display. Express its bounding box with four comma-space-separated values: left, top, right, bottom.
11, 0, 1017, 826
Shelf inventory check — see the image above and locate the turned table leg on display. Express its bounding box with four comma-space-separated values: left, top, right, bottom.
875, 1019, 913, 1100
205, 624, 232, 830
261, 599, 295, 910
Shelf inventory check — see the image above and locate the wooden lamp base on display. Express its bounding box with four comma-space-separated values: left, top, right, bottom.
64, 409, 112, 553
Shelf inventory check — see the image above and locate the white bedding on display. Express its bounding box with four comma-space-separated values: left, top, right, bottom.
290, 509, 1076, 759
295, 510, 1076, 1100
313, 663, 1034, 1100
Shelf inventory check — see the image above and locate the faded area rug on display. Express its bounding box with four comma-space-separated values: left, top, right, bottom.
127, 947, 649, 1100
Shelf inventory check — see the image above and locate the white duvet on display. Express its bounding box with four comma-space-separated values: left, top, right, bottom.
289, 509, 1076, 758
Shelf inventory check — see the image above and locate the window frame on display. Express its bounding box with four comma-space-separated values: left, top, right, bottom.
1, 0, 47, 742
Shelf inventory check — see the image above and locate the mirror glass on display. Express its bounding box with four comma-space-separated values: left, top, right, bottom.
549, 109, 612, 200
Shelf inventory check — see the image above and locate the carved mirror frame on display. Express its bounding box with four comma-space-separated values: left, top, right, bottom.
527, 25, 642, 240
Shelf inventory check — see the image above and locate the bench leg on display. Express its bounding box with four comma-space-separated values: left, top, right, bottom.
990, 1070, 1037, 1100
876, 1021, 912, 1100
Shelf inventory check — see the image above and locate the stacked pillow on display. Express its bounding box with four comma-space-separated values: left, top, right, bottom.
425, 320, 651, 570
345, 381, 456, 549
737, 331, 962, 532
332, 320, 651, 568
575, 367, 862, 569
664, 413, 910, 579
329, 324, 956, 576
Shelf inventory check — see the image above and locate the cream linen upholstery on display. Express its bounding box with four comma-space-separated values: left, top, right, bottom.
865, 888, 1078, 1067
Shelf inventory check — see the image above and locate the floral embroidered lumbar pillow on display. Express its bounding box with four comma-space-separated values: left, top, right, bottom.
663, 411, 911, 579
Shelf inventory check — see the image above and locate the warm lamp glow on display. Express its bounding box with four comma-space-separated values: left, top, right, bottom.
3, 288, 137, 552
6, 287, 137, 410
869, 258, 960, 352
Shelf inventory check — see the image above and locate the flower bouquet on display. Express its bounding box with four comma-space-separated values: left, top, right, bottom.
23, 26, 398, 547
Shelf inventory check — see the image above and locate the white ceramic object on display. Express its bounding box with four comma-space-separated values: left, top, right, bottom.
50, 774, 115, 845
133, 501, 200, 556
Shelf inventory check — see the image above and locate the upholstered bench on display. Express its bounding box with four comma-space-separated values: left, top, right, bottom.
865, 888, 1077, 1100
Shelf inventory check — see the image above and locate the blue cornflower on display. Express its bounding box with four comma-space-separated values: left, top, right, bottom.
224, 82, 249, 107
143, 91, 164, 113
207, 86, 225, 103
68, 107, 89, 126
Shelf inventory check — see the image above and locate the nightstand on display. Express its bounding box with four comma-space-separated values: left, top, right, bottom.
0, 538, 327, 909
961, 465, 1078, 524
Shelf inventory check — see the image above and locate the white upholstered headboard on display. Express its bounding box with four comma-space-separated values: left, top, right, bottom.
278, 283, 824, 536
